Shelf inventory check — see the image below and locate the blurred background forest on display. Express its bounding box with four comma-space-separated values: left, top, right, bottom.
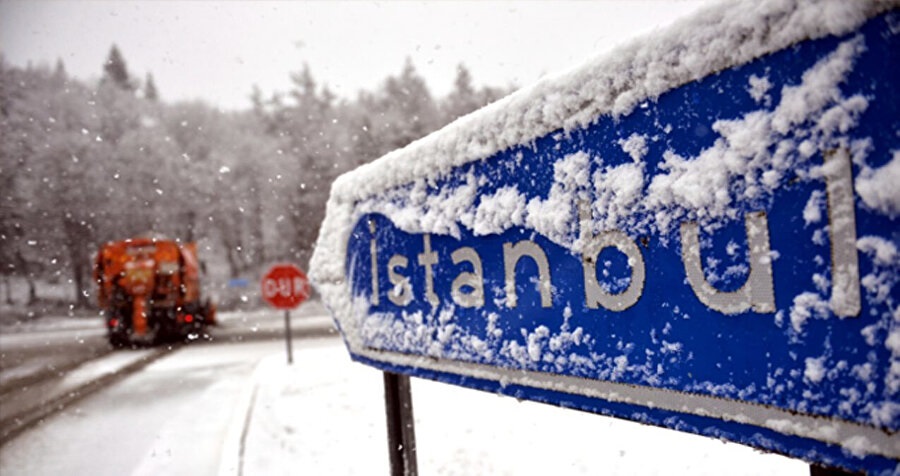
0, 45, 512, 311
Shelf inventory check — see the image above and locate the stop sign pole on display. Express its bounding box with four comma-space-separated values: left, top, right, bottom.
261, 264, 310, 364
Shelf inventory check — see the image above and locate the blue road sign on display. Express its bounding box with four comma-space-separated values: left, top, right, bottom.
313, 3, 899, 473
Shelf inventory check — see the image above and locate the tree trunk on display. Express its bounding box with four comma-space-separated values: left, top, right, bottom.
26, 274, 36, 305
185, 210, 196, 243
72, 258, 89, 309
62, 215, 93, 309
16, 250, 37, 305
251, 182, 265, 266
3, 275, 12, 305
218, 219, 240, 279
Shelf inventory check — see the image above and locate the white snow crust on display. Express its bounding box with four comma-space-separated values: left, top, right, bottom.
856, 150, 900, 218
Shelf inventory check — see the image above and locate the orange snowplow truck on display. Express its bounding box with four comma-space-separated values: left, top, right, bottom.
94, 238, 216, 346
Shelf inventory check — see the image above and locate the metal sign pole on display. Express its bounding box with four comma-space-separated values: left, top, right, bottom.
284, 310, 293, 364
810, 465, 855, 476
262, 264, 307, 365
383, 371, 417, 476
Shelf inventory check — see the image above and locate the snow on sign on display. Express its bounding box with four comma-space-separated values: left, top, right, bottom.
311, 1, 900, 473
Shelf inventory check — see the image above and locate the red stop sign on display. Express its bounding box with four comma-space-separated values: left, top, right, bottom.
261, 264, 310, 309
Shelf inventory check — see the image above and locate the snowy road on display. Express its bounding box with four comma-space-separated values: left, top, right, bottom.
0, 319, 110, 387
0, 304, 338, 443
0, 339, 284, 475
0, 332, 809, 475
0, 302, 337, 387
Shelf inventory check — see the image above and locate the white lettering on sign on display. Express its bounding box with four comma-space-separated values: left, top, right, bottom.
580, 202, 645, 312
823, 148, 860, 317
388, 255, 413, 306
418, 234, 440, 306
263, 277, 293, 298
681, 211, 775, 315
262, 276, 307, 299
294, 277, 308, 298
503, 240, 553, 308
263, 279, 278, 298
451, 247, 485, 308
370, 219, 380, 306
364, 152, 862, 318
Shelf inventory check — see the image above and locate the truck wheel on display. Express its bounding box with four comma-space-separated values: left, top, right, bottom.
109, 333, 129, 348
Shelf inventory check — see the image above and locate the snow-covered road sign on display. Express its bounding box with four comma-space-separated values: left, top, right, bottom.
311, 2, 899, 473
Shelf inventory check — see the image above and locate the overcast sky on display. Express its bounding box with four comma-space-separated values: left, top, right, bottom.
0, 1, 709, 110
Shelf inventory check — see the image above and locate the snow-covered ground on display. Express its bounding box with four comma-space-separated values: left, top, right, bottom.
1, 332, 808, 475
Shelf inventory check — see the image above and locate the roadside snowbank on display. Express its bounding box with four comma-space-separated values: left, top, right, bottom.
232, 340, 807, 475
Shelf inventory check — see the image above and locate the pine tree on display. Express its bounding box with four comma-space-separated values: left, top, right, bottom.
145, 73, 159, 101
380, 58, 439, 150
53, 58, 67, 82
103, 44, 132, 91
443, 63, 480, 122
